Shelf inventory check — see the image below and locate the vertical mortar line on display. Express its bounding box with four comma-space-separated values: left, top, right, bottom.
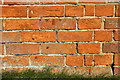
92, 30, 94, 42
56, 30, 59, 43
2, 0, 4, 4
28, 56, 31, 67
76, 43, 79, 54
112, 29, 115, 42
112, 53, 115, 75
92, 54, 95, 66
64, 5, 66, 17
83, 5, 85, 17
27, 6, 29, 18
4, 44, 6, 55
100, 42, 103, 54
101, 17, 105, 30
76, 19, 78, 31
113, 5, 116, 17
64, 55, 67, 67
83, 55, 86, 66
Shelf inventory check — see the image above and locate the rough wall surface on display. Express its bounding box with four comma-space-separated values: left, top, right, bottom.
0, 0, 120, 76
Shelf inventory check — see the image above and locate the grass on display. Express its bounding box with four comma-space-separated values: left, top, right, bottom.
2, 67, 120, 80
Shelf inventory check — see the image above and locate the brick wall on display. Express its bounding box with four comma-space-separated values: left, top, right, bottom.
0, 0, 120, 76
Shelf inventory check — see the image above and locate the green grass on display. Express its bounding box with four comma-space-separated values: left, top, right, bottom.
2, 67, 120, 80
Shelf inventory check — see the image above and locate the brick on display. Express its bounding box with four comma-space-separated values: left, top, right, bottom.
39, 19, 76, 30
4, 0, 27, 4
4, 19, 39, 30
1, 6, 27, 17
2, 56, 29, 67
94, 30, 112, 41
0, 44, 4, 55
116, 5, 120, 17
66, 55, 84, 66
21, 31, 56, 42
114, 67, 120, 75
85, 55, 94, 66
55, 0, 77, 4
1, 32, 21, 43
105, 18, 120, 29
30, 55, 64, 66
65, 5, 84, 17
40, 43, 76, 54
114, 54, 120, 65
5, 44, 39, 55
29, 6, 64, 17
78, 43, 100, 54
114, 30, 120, 41
103, 43, 120, 53
96, 5, 114, 16
0, 19, 2, 30
85, 5, 94, 16
78, 18, 102, 29
94, 54, 113, 65
58, 31, 93, 42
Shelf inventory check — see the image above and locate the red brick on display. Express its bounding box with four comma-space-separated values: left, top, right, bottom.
85, 55, 94, 66
78, 43, 100, 54
85, 5, 94, 16
114, 30, 120, 41
58, 31, 93, 42
65, 5, 84, 17
103, 43, 120, 53
66, 55, 84, 66
114, 54, 120, 65
116, 5, 120, 17
105, 18, 120, 29
78, 18, 102, 29
94, 30, 112, 41
1, 32, 21, 42
0, 19, 2, 30
40, 43, 76, 54
1, 6, 27, 17
30, 55, 64, 66
21, 31, 56, 42
29, 6, 64, 17
0, 44, 4, 55
4, 19, 39, 30
114, 67, 120, 75
39, 19, 76, 30
96, 5, 114, 16
2, 56, 29, 67
94, 54, 113, 65
5, 44, 39, 55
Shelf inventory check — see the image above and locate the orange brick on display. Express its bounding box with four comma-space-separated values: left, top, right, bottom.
58, 31, 93, 42
29, 6, 64, 17
1, 6, 27, 17
4, 0, 27, 4
116, 4, 120, 17
2, 56, 29, 67
94, 54, 113, 65
0, 44, 4, 55
78, 18, 102, 29
105, 18, 120, 29
85, 5, 94, 16
85, 55, 94, 66
21, 31, 56, 42
78, 43, 100, 54
96, 5, 114, 16
114, 54, 120, 65
114, 67, 120, 75
4, 19, 39, 30
94, 30, 112, 41
103, 43, 120, 53
65, 5, 84, 17
40, 43, 76, 54
114, 30, 120, 41
2, 32, 21, 43
0, 19, 2, 30
66, 55, 84, 66
39, 19, 76, 30
5, 44, 39, 55
30, 55, 64, 66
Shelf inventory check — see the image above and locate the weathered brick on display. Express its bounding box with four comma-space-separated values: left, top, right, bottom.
94, 54, 113, 65
114, 30, 120, 41
114, 67, 120, 75
78, 43, 100, 54
94, 30, 112, 41
30, 55, 65, 66
39, 19, 76, 30
116, 4, 120, 17
85, 55, 94, 66
103, 43, 120, 53
96, 5, 114, 16
5, 44, 39, 55
0, 44, 4, 55
21, 31, 56, 42
105, 18, 120, 29
4, 19, 39, 30
1, 6, 27, 17
0, 19, 2, 30
85, 5, 94, 16
29, 6, 64, 17
66, 55, 84, 66
65, 5, 84, 17
2, 56, 29, 67
4, 0, 27, 4
114, 54, 120, 65
40, 43, 76, 54
78, 18, 102, 29
58, 31, 93, 42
